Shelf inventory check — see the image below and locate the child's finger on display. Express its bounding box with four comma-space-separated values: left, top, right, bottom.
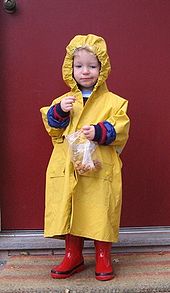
82, 125, 91, 131
66, 96, 76, 103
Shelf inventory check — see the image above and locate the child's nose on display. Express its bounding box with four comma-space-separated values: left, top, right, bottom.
82, 66, 90, 74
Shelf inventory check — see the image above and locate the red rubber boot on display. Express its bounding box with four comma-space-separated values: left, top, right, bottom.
51, 234, 84, 279
94, 240, 114, 281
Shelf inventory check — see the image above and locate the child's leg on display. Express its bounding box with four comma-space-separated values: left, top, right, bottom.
94, 240, 114, 281
51, 234, 84, 279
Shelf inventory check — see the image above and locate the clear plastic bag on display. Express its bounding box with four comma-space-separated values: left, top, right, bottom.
66, 130, 101, 175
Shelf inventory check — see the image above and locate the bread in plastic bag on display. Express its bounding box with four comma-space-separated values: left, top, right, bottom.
66, 130, 101, 174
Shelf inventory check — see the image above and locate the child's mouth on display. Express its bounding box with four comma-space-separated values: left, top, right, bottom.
81, 78, 92, 81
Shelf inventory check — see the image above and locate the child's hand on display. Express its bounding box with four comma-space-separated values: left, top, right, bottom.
82, 125, 95, 141
60, 96, 76, 112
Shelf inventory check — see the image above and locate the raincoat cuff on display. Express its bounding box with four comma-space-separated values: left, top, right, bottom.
47, 105, 70, 129
93, 121, 116, 145
93, 122, 107, 145
103, 121, 116, 145
54, 103, 70, 120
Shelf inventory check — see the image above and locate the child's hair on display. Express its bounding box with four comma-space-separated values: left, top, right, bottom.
73, 45, 101, 70
73, 44, 96, 57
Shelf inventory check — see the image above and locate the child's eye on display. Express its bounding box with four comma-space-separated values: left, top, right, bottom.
90, 65, 97, 69
74, 65, 82, 68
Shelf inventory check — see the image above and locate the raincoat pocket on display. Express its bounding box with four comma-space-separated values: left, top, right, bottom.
48, 164, 65, 178
46, 163, 66, 205
47, 140, 67, 178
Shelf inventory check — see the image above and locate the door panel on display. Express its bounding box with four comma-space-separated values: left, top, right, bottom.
0, 0, 170, 229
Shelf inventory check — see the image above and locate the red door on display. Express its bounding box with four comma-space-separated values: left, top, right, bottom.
1, 0, 170, 230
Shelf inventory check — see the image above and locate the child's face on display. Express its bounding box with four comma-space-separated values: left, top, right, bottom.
73, 49, 100, 91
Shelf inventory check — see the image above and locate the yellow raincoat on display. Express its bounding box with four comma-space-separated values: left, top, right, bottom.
40, 34, 130, 242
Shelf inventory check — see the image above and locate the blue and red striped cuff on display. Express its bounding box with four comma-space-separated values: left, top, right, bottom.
93, 122, 107, 145
47, 104, 70, 129
53, 103, 70, 121
93, 121, 116, 145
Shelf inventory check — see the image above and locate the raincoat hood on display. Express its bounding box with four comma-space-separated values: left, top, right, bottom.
62, 34, 111, 90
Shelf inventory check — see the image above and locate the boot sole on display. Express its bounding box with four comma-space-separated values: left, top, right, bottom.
95, 272, 114, 281
51, 262, 84, 279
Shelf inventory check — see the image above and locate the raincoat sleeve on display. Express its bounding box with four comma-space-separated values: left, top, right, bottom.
40, 106, 66, 143
107, 99, 130, 154
47, 105, 70, 129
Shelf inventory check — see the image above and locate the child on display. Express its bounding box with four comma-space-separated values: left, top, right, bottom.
40, 34, 130, 281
